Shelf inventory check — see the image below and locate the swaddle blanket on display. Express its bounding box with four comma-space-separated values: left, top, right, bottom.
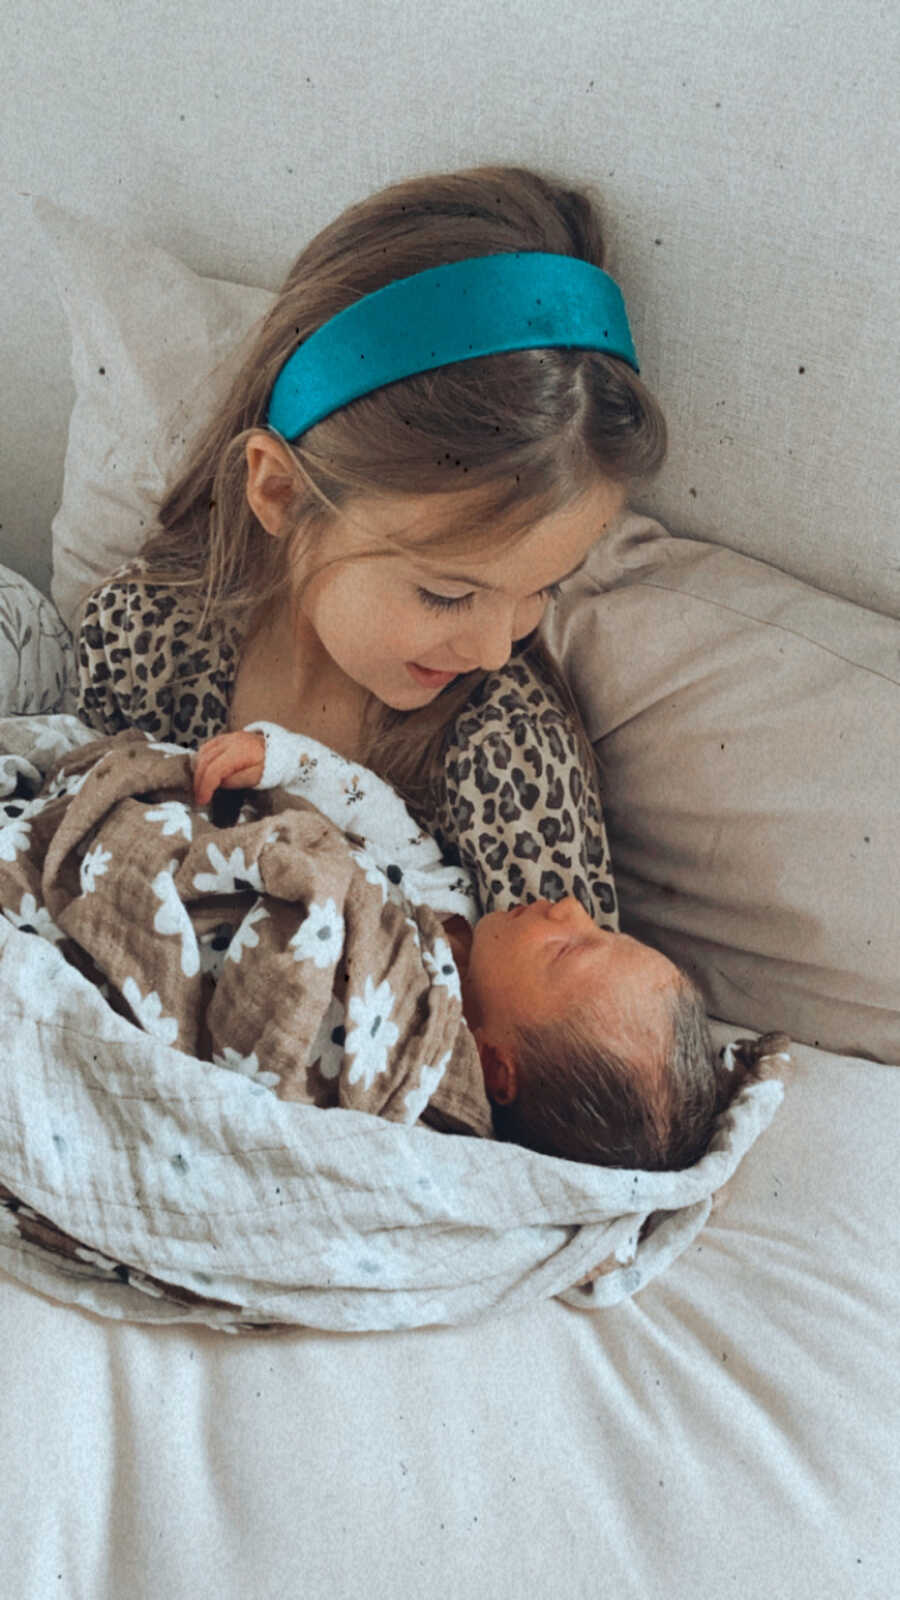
0, 714, 789, 1333
0, 727, 492, 1136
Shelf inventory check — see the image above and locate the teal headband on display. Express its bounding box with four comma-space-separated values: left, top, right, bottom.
266, 251, 639, 440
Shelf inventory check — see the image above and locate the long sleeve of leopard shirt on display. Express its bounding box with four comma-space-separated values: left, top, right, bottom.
75, 580, 136, 735
74, 569, 241, 746
430, 655, 620, 928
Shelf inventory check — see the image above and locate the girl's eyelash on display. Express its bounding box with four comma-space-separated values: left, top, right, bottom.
416, 588, 476, 612
416, 583, 561, 613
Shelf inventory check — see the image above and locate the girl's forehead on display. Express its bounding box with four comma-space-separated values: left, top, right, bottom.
340, 488, 521, 551
337, 481, 624, 580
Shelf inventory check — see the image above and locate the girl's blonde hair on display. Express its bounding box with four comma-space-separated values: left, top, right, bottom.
133, 163, 667, 814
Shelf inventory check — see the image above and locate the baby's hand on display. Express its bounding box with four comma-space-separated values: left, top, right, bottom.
193, 730, 266, 807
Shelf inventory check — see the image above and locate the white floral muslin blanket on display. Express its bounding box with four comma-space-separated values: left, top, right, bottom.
0, 714, 788, 1333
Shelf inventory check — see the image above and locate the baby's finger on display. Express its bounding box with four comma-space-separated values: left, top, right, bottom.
216, 762, 263, 790
195, 734, 230, 771
193, 747, 234, 805
196, 751, 236, 802
198, 749, 260, 802
193, 764, 216, 807
193, 740, 221, 784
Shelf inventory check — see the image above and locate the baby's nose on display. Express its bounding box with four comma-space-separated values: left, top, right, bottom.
544, 896, 582, 923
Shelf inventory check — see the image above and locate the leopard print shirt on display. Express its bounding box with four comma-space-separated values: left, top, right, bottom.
75, 566, 619, 926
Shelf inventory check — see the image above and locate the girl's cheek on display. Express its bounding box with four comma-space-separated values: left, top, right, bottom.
400, 615, 446, 655
417, 612, 465, 650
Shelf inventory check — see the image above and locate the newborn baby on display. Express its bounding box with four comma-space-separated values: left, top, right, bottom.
195, 726, 772, 1171
450, 895, 733, 1170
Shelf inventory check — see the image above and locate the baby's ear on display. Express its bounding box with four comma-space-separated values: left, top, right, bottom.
475, 1033, 519, 1105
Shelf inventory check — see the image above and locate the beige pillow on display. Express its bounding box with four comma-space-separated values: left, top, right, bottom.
31, 197, 274, 629
542, 515, 900, 1064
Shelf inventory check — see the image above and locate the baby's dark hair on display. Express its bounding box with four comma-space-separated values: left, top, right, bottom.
491, 976, 789, 1171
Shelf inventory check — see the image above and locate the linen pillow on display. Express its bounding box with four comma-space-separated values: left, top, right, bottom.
0, 563, 75, 715
542, 515, 900, 1064
31, 197, 275, 630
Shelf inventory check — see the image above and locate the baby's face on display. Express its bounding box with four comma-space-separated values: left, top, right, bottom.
462, 897, 681, 1059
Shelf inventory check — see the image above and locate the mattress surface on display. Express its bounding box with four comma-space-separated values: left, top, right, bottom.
2, 1038, 897, 1599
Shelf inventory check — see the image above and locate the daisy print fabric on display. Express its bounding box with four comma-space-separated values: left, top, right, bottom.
0, 729, 493, 1138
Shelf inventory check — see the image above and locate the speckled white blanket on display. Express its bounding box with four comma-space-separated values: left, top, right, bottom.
0, 714, 787, 1333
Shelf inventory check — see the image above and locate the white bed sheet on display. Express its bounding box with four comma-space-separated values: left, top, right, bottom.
2, 1038, 897, 1600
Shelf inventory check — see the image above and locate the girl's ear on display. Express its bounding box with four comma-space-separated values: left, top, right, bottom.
245, 430, 300, 537
474, 1031, 519, 1105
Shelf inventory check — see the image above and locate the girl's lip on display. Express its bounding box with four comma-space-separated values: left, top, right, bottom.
406, 661, 459, 687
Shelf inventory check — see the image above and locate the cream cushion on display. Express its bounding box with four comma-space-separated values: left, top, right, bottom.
32, 197, 274, 630
542, 516, 900, 1064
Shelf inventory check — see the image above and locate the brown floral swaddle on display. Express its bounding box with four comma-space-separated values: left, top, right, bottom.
0, 730, 493, 1138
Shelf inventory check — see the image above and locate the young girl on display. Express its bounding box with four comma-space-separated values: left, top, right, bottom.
74, 163, 667, 925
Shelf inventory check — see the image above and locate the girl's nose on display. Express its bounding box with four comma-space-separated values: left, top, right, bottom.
454, 611, 514, 673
